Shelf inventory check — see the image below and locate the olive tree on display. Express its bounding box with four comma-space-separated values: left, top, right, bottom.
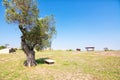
3, 0, 56, 67
35, 15, 56, 51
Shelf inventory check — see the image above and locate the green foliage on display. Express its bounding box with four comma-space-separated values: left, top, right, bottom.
3, 0, 56, 50
104, 47, 109, 51
24, 15, 56, 51
3, 0, 38, 27
34, 15, 56, 51
0, 46, 6, 50
67, 49, 73, 51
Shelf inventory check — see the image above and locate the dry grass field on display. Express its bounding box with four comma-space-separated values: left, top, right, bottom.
0, 50, 120, 80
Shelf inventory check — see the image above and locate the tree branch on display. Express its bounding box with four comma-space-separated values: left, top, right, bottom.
19, 25, 26, 35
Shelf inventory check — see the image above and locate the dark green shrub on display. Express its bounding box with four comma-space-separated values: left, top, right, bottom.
0, 46, 6, 50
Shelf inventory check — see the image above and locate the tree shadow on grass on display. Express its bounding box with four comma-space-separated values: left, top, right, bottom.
36, 57, 49, 64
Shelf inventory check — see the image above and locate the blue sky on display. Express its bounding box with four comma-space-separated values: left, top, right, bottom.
0, 0, 120, 50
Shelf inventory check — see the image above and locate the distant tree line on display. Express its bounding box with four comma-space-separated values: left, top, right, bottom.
0, 45, 6, 50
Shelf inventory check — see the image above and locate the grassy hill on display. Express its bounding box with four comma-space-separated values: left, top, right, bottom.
0, 50, 120, 80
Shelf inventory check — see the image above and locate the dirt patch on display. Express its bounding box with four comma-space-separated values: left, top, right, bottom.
97, 51, 120, 57
53, 71, 98, 80
31, 67, 99, 80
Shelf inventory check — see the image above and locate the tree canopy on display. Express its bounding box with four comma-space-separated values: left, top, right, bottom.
3, 0, 56, 66
3, 0, 56, 51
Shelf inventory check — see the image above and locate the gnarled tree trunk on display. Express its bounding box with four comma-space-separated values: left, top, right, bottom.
21, 37, 37, 67
24, 50, 37, 67
19, 25, 37, 67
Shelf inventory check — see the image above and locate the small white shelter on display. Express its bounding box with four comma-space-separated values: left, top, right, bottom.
0, 48, 10, 54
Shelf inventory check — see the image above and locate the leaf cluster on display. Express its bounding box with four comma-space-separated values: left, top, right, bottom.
3, 0, 56, 50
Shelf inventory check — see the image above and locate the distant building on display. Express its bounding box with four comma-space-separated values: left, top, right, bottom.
0, 48, 16, 54
85, 47, 95, 51
0, 48, 10, 54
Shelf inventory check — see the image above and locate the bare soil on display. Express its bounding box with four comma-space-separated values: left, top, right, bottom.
97, 51, 120, 57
